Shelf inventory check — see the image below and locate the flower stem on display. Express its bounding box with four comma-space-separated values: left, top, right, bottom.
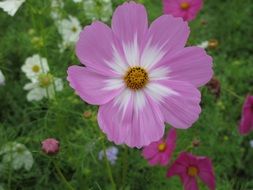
53, 161, 75, 190
121, 146, 128, 188
101, 134, 117, 190
223, 87, 243, 100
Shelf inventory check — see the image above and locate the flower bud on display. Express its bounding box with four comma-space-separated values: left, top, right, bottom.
41, 138, 60, 155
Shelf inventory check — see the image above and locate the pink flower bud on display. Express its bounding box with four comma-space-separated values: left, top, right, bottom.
41, 138, 60, 155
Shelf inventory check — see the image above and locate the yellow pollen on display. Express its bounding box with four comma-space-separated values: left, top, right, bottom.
180, 2, 190, 10
187, 166, 198, 177
32, 65, 40, 73
124, 67, 149, 90
158, 142, 167, 152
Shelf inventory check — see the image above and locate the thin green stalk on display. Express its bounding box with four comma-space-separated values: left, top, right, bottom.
121, 146, 128, 189
8, 145, 14, 190
223, 87, 243, 100
53, 161, 75, 190
101, 134, 117, 190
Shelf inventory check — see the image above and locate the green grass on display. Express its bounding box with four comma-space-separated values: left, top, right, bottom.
0, 0, 253, 189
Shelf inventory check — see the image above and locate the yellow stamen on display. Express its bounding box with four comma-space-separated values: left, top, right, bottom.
32, 65, 40, 73
158, 142, 167, 152
180, 2, 190, 10
124, 67, 149, 90
187, 166, 198, 177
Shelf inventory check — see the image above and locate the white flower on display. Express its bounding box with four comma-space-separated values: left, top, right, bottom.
0, 0, 25, 16
21, 54, 49, 82
197, 41, 209, 49
0, 142, 33, 171
57, 15, 81, 48
250, 140, 253, 148
51, 0, 64, 20
0, 70, 5, 85
83, 0, 112, 22
24, 74, 63, 102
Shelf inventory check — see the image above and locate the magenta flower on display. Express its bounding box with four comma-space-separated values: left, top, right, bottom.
142, 128, 176, 166
167, 152, 215, 190
41, 138, 60, 155
67, 2, 213, 148
239, 95, 253, 135
163, 0, 203, 21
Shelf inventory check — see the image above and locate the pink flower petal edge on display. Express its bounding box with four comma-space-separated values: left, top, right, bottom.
238, 95, 253, 135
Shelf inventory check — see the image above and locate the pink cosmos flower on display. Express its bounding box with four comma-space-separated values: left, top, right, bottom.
142, 128, 176, 166
67, 2, 213, 148
167, 152, 215, 190
41, 138, 60, 155
163, 0, 203, 21
239, 95, 253, 135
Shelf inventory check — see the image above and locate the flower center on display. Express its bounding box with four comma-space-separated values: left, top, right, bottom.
187, 166, 199, 177
180, 2, 190, 10
32, 65, 40, 73
124, 67, 149, 90
39, 74, 53, 88
72, 26, 77, 32
158, 142, 167, 152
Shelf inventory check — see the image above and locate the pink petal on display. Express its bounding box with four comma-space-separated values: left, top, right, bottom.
167, 161, 187, 177
198, 158, 216, 190
148, 155, 162, 166
199, 171, 215, 190
140, 15, 189, 70
112, 2, 148, 46
142, 141, 161, 159
159, 153, 171, 165
183, 176, 199, 190
98, 91, 165, 148
67, 66, 123, 105
76, 21, 117, 76
157, 47, 213, 87
239, 96, 253, 135
166, 128, 177, 146
158, 80, 201, 129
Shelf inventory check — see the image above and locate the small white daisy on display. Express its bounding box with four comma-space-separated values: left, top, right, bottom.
0, 0, 25, 16
57, 15, 81, 47
83, 0, 112, 22
0, 70, 5, 86
24, 74, 63, 102
0, 142, 33, 171
21, 54, 49, 82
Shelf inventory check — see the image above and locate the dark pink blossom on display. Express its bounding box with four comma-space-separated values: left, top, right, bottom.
163, 0, 203, 21
167, 152, 215, 190
142, 128, 176, 166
